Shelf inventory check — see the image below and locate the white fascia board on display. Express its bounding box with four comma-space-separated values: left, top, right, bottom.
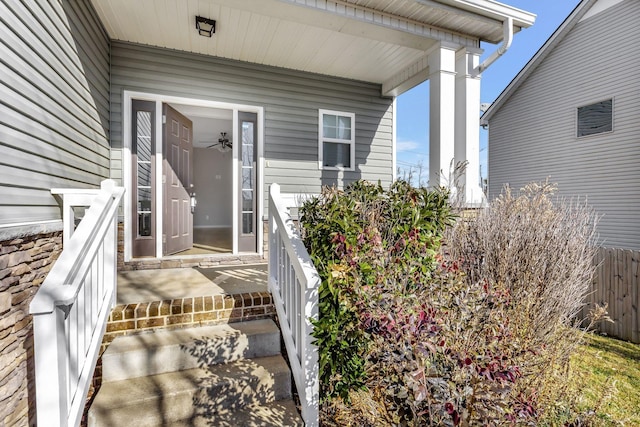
277, 0, 479, 48
440, 0, 536, 29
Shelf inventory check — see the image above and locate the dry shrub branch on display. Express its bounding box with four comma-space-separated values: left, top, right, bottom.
446, 180, 602, 423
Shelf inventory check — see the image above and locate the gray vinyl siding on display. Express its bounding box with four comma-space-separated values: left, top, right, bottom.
0, 0, 110, 226
109, 42, 394, 215
488, 1, 640, 250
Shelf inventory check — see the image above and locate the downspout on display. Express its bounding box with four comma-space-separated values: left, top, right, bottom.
474, 16, 513, 75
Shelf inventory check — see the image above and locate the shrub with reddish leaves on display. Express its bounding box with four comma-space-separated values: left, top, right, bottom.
301, 180, 599, 426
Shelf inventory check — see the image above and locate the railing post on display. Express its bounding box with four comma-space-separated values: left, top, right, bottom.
269, 184, 280, 290
102, 180, 118, 309
51, 188, 102, 243
302, 272, 320, 425
32, 308, 69, 426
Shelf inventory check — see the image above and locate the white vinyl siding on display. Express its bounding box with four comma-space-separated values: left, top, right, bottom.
0, 0, 110, 226
319, 110, 355, 170
488, 1, 640, 250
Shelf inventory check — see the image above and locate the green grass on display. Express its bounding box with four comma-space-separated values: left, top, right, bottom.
568, 333, 640, 426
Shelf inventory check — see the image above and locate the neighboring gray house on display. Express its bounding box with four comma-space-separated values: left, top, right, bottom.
482, 0, 639, 250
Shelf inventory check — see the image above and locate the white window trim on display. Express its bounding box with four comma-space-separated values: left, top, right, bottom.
318, 109, 355, 171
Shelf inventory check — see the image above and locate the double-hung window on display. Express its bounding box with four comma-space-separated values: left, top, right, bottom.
319, 109, 355, 170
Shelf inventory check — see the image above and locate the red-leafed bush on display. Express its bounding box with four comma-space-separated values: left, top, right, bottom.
302, 180, 600, 426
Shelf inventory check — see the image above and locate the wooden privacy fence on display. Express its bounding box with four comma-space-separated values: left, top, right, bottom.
582, 247, 640, 343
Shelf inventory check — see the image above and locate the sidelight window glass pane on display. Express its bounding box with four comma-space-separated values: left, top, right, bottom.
133, 102, 155, 241
242, 190, 253, 211
242, 168, 253, 189
242, 144, 253, 166
137, 162, 151, 187
242, 213, 253, 234
136, 111, 152, 162
138, 213, 152, 237
242, 122, 254, 144
137, 188, 152, 211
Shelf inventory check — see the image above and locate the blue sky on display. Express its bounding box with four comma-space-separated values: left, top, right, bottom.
396, 0, 582, 184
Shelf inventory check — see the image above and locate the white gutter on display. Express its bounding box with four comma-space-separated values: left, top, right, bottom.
475, 16, 513, 75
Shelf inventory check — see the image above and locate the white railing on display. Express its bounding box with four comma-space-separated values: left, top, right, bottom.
30, 179, 124, 427
268, 183, 320, 427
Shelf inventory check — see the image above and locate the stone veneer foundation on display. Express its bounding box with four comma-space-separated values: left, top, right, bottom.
0, 231, 62, 427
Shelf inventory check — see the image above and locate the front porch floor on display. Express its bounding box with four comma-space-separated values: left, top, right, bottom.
117, 263, 268, 305
101, 263, 274, 354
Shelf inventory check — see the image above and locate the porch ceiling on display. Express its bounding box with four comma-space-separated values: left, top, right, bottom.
91, 0, 534, 96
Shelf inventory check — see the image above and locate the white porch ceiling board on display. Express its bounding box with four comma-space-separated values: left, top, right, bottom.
91, 0, 531, 91
166, 0, 192, 53
347, 43, 422, 84
262, 20, 308, 71
221, 6, 248, 60
252, 15, 281, 65
302, 30, 356, 78
237, 12, 269, 63
287, 26, 339, 72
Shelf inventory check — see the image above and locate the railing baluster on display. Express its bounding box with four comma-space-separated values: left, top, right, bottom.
85, 267, 92, 353
70, 295, 80, 400
296, 277, 303, 364
286, 255, 292, 326
65, 311, 72, 416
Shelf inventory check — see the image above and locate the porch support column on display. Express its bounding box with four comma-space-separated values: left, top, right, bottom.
428, 43, 457, 188
455, 47, 485, 205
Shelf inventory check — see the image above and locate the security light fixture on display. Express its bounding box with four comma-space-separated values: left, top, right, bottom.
196, 16, 216, 37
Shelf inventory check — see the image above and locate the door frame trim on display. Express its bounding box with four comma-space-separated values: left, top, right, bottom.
122, 90, 264, 261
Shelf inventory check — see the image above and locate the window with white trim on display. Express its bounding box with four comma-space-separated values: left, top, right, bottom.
319, 109, 355, 170
577, 99, 613, 137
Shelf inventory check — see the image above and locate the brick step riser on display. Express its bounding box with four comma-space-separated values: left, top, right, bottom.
102, 291, 275, 353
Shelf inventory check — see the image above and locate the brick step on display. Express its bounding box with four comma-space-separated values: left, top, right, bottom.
88, 355, 295, 426
103, 291, 275, 352
102, 319, 281, 382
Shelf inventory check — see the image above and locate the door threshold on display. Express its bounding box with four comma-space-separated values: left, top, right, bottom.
121, 253, 264, 271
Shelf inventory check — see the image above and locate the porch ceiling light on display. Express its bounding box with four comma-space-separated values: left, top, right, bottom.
195, 16, 216, 37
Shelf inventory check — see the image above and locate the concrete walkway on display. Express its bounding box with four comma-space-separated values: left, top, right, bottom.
116, 263, 268, 305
